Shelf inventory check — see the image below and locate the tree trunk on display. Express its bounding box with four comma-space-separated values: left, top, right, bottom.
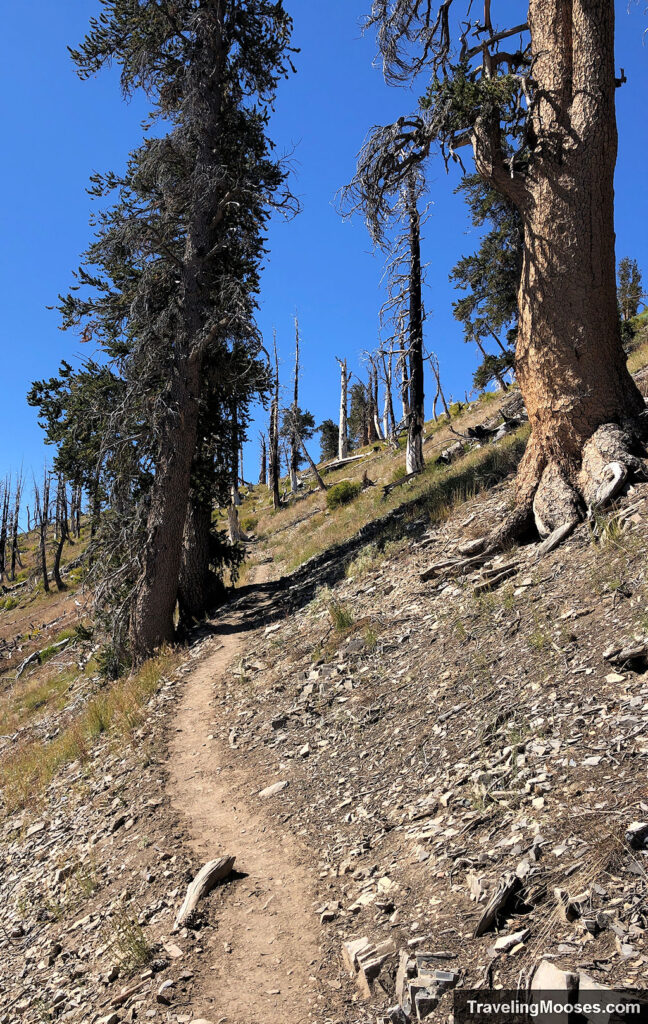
290, 316, 301, 493
259, 433, 267, 486
474, 0, 645, 542
131, 357, 201, 655
53, 477, 68, 591
299, 439, 327, 492
131, 3, 227, 659
405, 176, 425, 476
337, 357, 349, 460
269, 333, 281, 509
178, 494, 213, 626
0, 483, 9, 583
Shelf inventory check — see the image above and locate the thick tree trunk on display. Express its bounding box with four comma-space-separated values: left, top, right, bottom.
178, 494, 213, 626
405, 178, 425, 476
131, 358, 201, 655
337, 358, 349, 460
517, 0, 644, 531
469, 0, 645, 550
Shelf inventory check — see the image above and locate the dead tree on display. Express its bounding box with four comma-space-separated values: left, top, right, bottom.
259, 433, 267, 486
52, 476, 69, 591
288, 315, 301, 493
34, 470, 51, 594
404, 173, 425, 474
10, 473, 23, 580
379, 345, 396, 439
336, 357, 350, 460
269, 330, 281, 509
428, 351, 451, 422
0, 479, 9, 583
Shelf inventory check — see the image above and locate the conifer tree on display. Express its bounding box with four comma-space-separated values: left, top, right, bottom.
31, 1, 295, 663
348, 1, 646, 550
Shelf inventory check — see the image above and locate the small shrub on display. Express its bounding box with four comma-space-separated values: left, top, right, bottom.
391, 465, 408, 483
1, 596, 19, 612
241, 515, 258, 532
108, 906, 153, 972
326, 480, 362, 510
328, 600, 354, 631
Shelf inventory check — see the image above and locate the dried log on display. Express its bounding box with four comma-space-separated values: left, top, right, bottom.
472, 871, 521, 938
174, 855, 235, 930
382, 471, 419, 498
323, 453, 369, 474
15, 637, 74, 680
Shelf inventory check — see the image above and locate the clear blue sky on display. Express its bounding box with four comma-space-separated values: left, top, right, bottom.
1, 1, 647, 483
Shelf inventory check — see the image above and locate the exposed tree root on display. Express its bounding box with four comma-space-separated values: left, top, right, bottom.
457, 420, 648, 560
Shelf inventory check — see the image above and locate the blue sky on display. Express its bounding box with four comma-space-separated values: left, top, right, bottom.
1, 0, 648, 483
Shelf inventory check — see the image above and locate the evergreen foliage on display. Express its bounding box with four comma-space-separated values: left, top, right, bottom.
318, 419, 339, 462
29, 0, 297, 662
450, 174, 521, 391
618, 257, 644, 323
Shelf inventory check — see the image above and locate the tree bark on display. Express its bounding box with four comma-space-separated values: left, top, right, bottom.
405, 176, 425, 475
132, 357, 201, 654
300, 439, 327, 492
53, 477, 68, 591
475, 0, 645, 539
178, 493, 213, 626
337, 357, 349, 460
290, 316, 301, 492
259, 433, 267, 486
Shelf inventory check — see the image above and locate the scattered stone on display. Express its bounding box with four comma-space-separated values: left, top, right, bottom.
258, 781, 289, 799
493, 927, 530, 953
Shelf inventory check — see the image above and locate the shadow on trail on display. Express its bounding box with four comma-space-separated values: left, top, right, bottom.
190, 431, 528, 645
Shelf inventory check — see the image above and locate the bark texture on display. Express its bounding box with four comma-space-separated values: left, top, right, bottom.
405, 178, 425, 475
474, 0, 645, 541
178, 493, 213, 626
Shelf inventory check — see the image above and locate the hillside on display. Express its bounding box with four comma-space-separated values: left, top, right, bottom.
1, 376, 648, 1023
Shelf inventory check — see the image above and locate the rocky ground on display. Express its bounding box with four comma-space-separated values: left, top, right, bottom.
1, 418, 648, 1024
211, 478, 648, 1022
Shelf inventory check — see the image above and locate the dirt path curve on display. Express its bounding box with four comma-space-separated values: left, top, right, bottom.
168, 567, 323, 1024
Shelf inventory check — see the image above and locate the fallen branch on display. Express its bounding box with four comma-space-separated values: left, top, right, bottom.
174, 855, 236, 930
15, 637, 74, 679
382, 471, 419, 499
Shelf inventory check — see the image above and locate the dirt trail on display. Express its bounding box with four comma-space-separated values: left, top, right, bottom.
168, 568, 324, 1024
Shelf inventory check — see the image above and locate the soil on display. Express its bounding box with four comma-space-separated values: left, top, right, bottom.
168, 566, 345, 1024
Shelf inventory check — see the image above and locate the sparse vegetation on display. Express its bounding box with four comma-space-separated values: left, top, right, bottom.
326, 479, 362, 510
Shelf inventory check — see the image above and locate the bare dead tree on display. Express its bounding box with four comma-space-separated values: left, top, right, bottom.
269, 330, 281, 510
288, 314, 301, 493
10, 472, 23, 580
53, 476, 69, 591
33, 470, 51, 594
259, 432, 267, 486
336, 357, 350, 460
0, 478, 9, 583
379, 345, 396, 439
428, 351, 451, 422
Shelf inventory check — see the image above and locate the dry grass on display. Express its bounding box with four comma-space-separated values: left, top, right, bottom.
249, 424, 529, 573
0, 647, 179, 813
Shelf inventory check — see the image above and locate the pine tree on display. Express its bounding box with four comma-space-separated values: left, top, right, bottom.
618, 258, 643, 322
450, 175, 521, 392
318, 420, 339, 462
31, 1, 296, 663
